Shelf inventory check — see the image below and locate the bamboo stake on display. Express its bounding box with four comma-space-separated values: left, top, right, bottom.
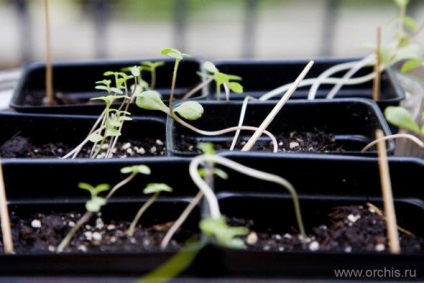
44, 0, 54, 106
376, 129, 400, 254
241, 61, 314, 151
0, 159, 14, 254
372, 27, 381, 101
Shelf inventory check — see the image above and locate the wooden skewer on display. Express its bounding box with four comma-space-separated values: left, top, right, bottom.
44, 0, 53, 106
376, 129, 400, 254
241, 61, 314, 151
372, 27, 381, 101
0, 159, 14, 254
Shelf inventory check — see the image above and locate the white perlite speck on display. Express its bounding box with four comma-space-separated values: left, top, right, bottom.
150, 146, 157, 154
121, 142, 131, 150
309, 241, 320, 251
78, 245, 88, 252
31, 219, 41, 228
92, 232, 102, 241
344, 246, 352, 253
289, 142, 299, 149
156, 139, 164, 146
84, 231, 93, 241
375, 244, 385, 252
68, 221, 75, 227
246, 232, 258, 245
347, 214, 361, 223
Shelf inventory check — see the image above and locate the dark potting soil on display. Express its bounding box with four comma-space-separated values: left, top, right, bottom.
178, 128, 344, 153
0, 135, 166, 158
3, 211, 194, 254
234, 205, 423, 253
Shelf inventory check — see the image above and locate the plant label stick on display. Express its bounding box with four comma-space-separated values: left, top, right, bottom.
241, 61, 314, 151
0, 159, 14, 254
376, 129, 400, 254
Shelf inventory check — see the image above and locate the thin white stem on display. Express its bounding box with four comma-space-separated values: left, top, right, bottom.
230, 96, 258, 151
326, 55, 377, 99
223, 83, 230, 102
308, 54, 375, 100
160, 191, 204, 250
361, 133, 424, 152
106, 172, 137, 199
126, 193, 159, 237
375, 130, 400, 254
57, 211, 92, 253
242, 61, 314, 151
183, 77, 214, 99
0, 159, 14, 254
189, 155, 306, 237
172, 113, 278, 152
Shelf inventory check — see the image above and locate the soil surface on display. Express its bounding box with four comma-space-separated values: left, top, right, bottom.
177, 128, 344, 153
2, 211, 194, 254
0, 135, 166, 158
234, 205, 423, 253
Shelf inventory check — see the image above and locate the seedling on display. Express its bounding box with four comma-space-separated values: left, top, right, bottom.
62, 68, 140, 159
57, 164, 151, 252
161, 48, 190, 112
126, 183, 173, 236
190, 154, 306, 248
141, 61, 165, 89
57, 183, 110, 252
385, 105, 424, 139
184, 61, 243, 101
160, 143, 227, 249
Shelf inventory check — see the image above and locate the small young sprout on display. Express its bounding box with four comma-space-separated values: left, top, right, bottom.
141, 61, 165, 89
56, 182, 111, 253
126, 183, 173, 236
200, 216, 248, 249
78, 183, 110, 212
202, 61, 243, 101
161, 48, 190, 112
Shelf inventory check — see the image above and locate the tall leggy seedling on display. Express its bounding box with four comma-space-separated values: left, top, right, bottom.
190, 154, 306, 248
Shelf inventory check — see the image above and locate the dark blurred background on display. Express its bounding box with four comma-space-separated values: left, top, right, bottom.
0, 0, 423, 70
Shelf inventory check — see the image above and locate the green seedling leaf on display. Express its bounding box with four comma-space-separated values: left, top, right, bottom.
120, 165, 151, 175
404, 16, 418, 32
105, 128, 121, 137
110, 87, 124, 94
200, 217, 248, 249
129, 66, 141, 77
229, 82, 243, 93
86, 196, 107, 212
214, 72, 229, 85
135, 90, 169, 113
95, 85, 109, 92
227, 74, 242, 81
88, 132, 103, 143
142, 61, 165, 70
161, 48, 184, 60
196, 71, 211, 79
203, 61, 218, 74
401, 59, 421, 73
103, 71, 115, 76
198, 168, 228, 180
143, 183, 173, 194
78, 183, 110, 196
197, 142, 216, 155
173, 101, 204, 120
385, 106, 420, 134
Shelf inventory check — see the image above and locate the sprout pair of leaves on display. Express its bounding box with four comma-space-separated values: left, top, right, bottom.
202, 61, 244, 100
136, 90, 204, 121
385, 106, 424, 138
79, 183, 110, 212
